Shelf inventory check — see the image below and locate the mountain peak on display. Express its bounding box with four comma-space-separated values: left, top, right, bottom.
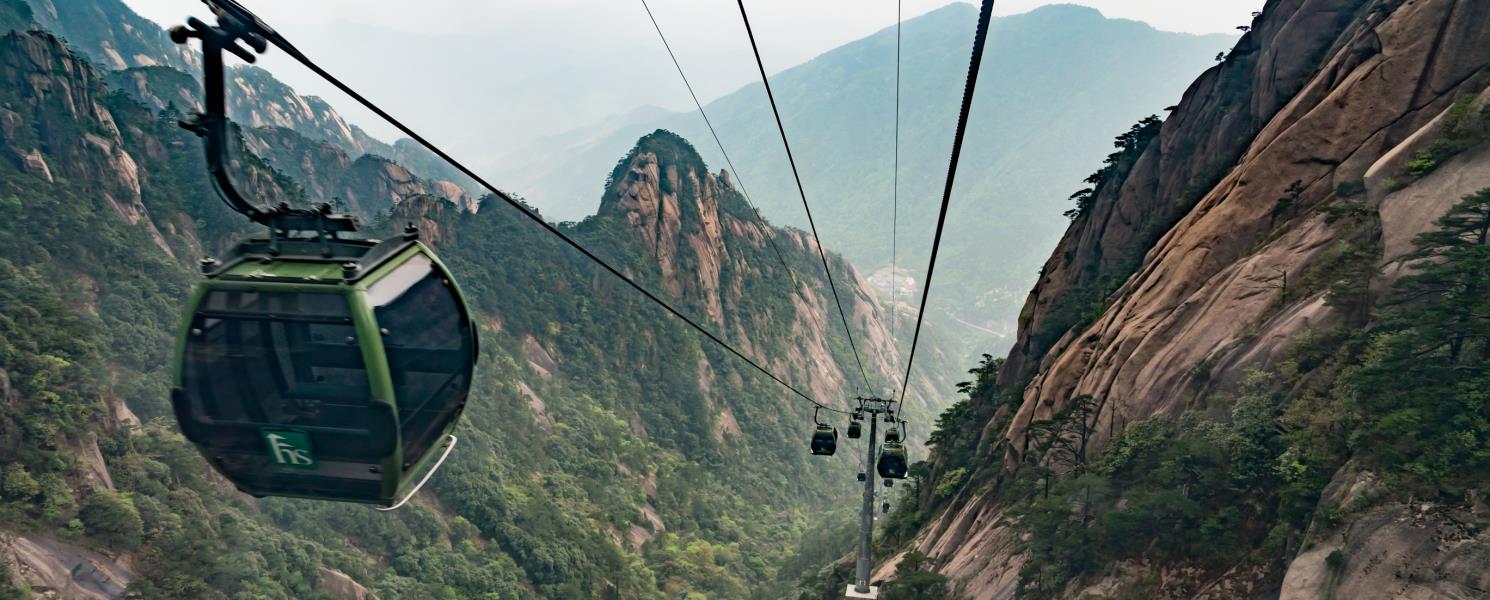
603, 129, 708, 199
631, 129, 706, 172
1022, 3, 1105, 18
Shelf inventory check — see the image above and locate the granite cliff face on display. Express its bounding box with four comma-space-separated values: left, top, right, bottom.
899, 0, 1490, 597
243, 126, 477, 217
435, 131, 951, 416
1003, 0, 1490, 456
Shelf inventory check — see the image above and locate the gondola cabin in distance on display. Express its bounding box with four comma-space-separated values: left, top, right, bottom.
170, 227, 478, 507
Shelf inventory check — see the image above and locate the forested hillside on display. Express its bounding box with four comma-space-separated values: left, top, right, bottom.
0, 2, 955, 596
873, 0, 1490, 597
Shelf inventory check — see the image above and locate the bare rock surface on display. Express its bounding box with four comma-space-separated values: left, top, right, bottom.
1006, 0, 1490, 461
6, 533, 133, 600
317, 566, 379, 600
591, 133, 945, 412
1281, 502, 1490, 599
918, 0, 1490, 595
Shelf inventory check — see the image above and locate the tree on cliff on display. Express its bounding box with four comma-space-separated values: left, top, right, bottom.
1346, 187, 1490, 496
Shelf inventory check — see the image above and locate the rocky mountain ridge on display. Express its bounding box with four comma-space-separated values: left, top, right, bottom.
595, 132, 932, 406
34, 0, 480, 199
890, 0, 1490, 597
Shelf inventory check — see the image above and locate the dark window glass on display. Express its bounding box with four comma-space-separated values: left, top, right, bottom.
202, 290, 350, 317
182, 290, 375, 464
370, 254, 473, 468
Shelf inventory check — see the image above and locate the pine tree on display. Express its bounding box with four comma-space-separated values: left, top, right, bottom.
1346, 187, 1490, 496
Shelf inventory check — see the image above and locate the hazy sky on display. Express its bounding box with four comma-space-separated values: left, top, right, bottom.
120, 0, 1263, 161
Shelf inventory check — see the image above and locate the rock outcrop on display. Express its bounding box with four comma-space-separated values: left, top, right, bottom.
1005, 0, 1490, 462
317, 567, 378, 600
910, 0, 1490, 596
1, 30, 176, 255
27, 0, 198, 74
5, 533, 134, 600
244, 126, 473, 219
1279, 463, 1490, 600
594, 131, 951, 412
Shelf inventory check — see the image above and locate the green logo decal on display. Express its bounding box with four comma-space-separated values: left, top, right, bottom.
261, 428, 317, 469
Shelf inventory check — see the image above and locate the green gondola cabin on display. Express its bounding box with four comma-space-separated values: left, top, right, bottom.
171, 230, 477, 507
877, 442, 908, 479
810, 423, 838, 456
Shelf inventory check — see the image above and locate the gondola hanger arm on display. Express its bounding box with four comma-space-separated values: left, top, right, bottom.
170, 1, 358, 234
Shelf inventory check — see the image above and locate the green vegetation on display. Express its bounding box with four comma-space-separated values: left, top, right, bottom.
1390, 95, 1490, 187
882, 551, 950, 599
79, 489, 144, 549
1343, 187, 1490, 495
1063, 115, 1164, 221
1015, 370, 1314, 597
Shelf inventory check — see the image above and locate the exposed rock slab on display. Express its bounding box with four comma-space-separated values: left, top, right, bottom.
921, 0, 1490, 595
6, 533, 133, 600
317, 566, 378, 600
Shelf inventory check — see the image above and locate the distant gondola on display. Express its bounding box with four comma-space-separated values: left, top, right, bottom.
811, 423, 838, 456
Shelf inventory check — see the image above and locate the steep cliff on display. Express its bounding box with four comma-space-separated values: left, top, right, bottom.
894, 0, 1490, 597
593, 132, 936, 406
26, 0, 197, 73
243, 126, 477, 217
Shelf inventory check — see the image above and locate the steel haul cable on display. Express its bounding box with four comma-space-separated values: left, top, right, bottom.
210, 0, 850, 415
734, 0, 875, 396
898, 0, 997, 405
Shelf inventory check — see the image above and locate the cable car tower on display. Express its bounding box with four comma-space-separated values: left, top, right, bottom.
845, 397, 901, 599
165, 0, 477, 509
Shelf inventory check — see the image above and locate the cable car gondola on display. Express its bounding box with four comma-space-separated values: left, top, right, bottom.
877, 442, 908, 479
167, 4, 477, 508
172, 228, 477, 506
847, 412, 863, 439
810, 408, 838, 456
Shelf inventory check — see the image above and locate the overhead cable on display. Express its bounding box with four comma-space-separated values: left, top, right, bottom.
898, 0, 996, 405
221, 1, 850, 414
735, 0, 875, 396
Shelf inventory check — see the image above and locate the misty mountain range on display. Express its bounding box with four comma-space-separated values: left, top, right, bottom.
493, 3, 1234, 359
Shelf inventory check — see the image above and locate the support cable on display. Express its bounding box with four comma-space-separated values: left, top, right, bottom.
638, 0, 798, 280
897, 0, 997, 405
192, 0, 850, 415
890, 0, 903, 390
735, 0, 875, 396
